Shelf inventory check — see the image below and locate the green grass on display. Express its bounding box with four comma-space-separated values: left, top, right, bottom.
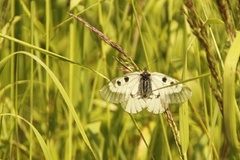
0, 0, 239, 159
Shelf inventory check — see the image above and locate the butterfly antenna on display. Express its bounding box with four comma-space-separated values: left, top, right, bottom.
145, 60, 159, 71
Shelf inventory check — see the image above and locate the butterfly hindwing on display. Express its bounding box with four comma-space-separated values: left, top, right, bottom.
121, 96, 146, 114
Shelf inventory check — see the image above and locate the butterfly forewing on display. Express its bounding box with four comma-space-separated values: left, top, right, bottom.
150, 72, 192, 103
100, 72, 141, 103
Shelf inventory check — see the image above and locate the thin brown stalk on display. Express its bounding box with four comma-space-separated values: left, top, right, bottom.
68, 13, 140, 71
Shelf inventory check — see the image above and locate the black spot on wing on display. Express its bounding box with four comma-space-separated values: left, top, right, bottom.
117, 80, 121, 86
162, 77, 167, 82
124, 76, 129, 82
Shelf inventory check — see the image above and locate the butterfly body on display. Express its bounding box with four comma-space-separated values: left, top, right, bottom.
100, 70, 192, 114
139, 71, 152, 99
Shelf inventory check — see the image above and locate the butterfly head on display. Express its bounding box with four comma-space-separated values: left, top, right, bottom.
140, 70, 151, 80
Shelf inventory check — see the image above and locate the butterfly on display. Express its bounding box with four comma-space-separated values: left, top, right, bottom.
100, 70, 192, 114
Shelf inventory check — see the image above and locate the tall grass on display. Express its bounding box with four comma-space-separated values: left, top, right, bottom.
0, 0, 239, 159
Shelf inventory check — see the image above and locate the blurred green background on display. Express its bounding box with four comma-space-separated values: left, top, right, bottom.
0, 0, 239, 159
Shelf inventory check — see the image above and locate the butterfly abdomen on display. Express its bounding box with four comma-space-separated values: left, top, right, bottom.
139, 71, 152, 98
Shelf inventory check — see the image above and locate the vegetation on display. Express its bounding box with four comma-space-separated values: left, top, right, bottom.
0, 0, 239, 159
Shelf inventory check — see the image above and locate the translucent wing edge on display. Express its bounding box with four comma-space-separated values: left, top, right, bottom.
99, 84, 127, 103
168, 86, 192, 104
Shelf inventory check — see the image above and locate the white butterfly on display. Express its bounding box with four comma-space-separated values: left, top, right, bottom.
100, 70, 192, 114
